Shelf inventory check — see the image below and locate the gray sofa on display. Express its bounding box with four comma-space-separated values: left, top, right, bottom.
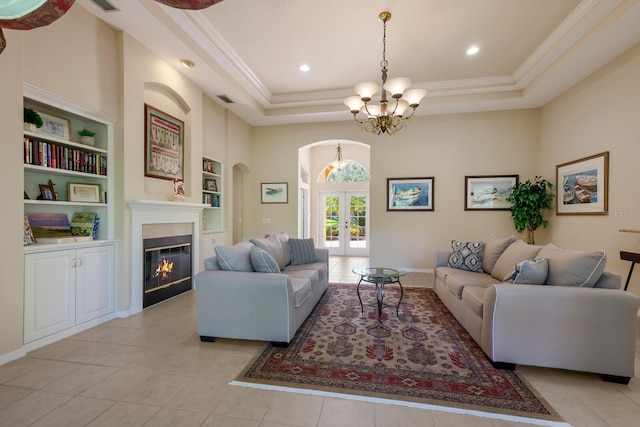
195, 233, 328, 345
434, 235, 640, 384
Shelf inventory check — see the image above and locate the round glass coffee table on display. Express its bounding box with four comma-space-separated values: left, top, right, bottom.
352, 267, 407, 322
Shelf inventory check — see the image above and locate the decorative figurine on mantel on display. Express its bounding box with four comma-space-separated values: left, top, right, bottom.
173, 178, 185, 201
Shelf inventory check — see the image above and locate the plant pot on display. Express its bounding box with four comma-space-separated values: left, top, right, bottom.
24, 122, 36, 132
80, 135, 95, 146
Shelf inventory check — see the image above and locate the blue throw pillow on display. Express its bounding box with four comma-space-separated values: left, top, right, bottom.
289, 238, 317, 265
250, 246, 281, 273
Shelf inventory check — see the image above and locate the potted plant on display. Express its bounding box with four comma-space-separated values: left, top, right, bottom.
77, 128, 96, 146
505, 176, 554, 244
23, 108, 43, 132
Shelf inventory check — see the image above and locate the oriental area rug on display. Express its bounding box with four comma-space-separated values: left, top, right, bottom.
233, 284, 566, 425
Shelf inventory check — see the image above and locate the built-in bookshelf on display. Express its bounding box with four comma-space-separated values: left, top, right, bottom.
202, 155, 223, 232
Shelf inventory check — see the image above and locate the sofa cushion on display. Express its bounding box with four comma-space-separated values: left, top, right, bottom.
491, 240, 542, 281
289, 238, 317, 265
215, 241, 254, 272
461, 286, 487, 317
285, 262, 328, 279
249, 246, 281, 273
284, 269, 320, 289
482, 235, 515, 274
289, 277, 312, 308
447, 240, 485, 273
537, 243, 606, 287
437, 267, 497, 298
504, 258, 548, 285
250, 235, 287, 270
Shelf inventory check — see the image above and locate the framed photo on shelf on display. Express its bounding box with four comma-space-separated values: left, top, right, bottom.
39, 183, 55, 200
203, 159, 215, 174
205, 179, 217, 192
261, 182, 288, 204
144, 104, 184, 181
464, 175, 518, 211
556, 151, 609, 215
36, 111, 71, 140
68, 182, 102, 203
387, 177, 434, 211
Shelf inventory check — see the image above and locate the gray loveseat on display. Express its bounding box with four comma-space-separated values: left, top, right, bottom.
195, 233, 328, 346
434, 235, 640, 384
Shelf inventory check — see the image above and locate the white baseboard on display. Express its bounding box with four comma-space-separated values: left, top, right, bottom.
0, 348, 27, 366
402, 268, 433, 274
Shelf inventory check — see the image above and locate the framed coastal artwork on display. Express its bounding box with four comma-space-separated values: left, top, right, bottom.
464, 175, 518, 211
37, 111, 71, 141
261, 182, 288, 204
556, 151, 608, 215
144, 104, 184, 181
387, 177, 434, 211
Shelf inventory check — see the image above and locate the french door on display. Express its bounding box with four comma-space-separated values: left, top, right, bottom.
318, 192, 369, 256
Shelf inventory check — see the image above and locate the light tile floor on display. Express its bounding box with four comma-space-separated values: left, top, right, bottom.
1, 256, 639, 426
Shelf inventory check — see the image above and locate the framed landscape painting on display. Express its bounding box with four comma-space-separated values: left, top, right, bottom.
261, 182, 288, 204
556, 151, 608, 215
387, 177, 434, 211
465, 175, 518, 211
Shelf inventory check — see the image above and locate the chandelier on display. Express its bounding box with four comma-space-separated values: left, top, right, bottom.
344, 11, 427, 135
331, 143, 347, 170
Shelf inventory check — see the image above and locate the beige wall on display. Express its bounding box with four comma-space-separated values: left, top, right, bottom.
540, 42, 640, 294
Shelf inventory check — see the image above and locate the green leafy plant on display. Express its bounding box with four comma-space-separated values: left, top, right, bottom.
506, 176, 554, 244
77, 128, 96, 137
23, 108, 43, 128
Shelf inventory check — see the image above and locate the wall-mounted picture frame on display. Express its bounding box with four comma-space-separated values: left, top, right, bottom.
556, 151, 609, 215
261, 182, 288, 204
39, 183, 55, 200
36, 111, 71, 141
465, 175, 519, 211
387, 177, 434, 211
68, 182, 102, 203
144, 104, 184, 181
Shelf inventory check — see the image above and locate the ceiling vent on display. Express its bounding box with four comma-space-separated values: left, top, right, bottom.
90, 0, 119, 12
217, 95, 234, 104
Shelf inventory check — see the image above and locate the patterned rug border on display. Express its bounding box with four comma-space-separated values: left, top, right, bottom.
233, 283, 567, 425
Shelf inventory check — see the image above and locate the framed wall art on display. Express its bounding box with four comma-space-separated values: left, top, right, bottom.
261, 182, 288, 204
144, 104, 184, 181
465, 175, 518, 211
556, 151, 609, 215
387, 177, 434, 211
37, 111, 71, 140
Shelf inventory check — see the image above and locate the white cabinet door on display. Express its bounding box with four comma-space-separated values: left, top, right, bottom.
76, 244, 115, 324
200, 232, 226, 272
24, 250, 76, 343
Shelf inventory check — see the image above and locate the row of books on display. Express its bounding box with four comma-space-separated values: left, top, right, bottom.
202, 193, 220, 207
24, 212, 101, 245
24, 137, 107, 176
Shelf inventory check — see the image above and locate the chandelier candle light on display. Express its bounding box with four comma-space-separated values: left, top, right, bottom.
344, 11, 427, 135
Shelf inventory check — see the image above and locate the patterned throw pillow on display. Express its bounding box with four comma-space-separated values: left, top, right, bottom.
289, 238, 317, 265
447, 240, 485, 273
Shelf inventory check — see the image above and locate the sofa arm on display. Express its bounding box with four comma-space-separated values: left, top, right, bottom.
315, 247, 329, 267
435, 251, 450, 268
482, 284, 640, 377
195, 270, 296, 342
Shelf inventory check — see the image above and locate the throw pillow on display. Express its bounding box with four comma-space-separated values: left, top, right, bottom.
215, 241, 254, 272
504, 258, 549, 284
250, 234, 287, 270
536, 243, 606, 287
289, 238, 317, 265
491, 240, 542, 282
482, 234, 515, 273
250, 246, 281, 273
447, 240, 485, 273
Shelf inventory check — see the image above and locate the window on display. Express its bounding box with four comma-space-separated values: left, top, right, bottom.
319, 161, 370, 183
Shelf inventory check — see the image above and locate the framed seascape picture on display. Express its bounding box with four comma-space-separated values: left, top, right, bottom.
465, 175, 519, 211
387, 177, 434, 211
556, 151, 609, 215
144, 104, 184, 181
261, 182, 288, 204
37, 111, 71, 140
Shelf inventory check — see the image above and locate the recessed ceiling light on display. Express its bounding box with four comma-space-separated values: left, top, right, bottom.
466, 46, 480, 55
299, 64, 310, 72
179, 59, 195, 69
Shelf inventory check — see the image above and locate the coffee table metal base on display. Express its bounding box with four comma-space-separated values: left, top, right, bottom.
353, 267, 406, 323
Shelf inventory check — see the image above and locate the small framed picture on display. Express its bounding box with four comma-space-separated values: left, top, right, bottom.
465, 175, 519, 211
68, 183, 102, 203
387, 177, 434, 211
556, 151, 609, 215
39, 184, 55, 200
36, 111, 71, 140
205, 179, 217, 192
261, 182, 288, 204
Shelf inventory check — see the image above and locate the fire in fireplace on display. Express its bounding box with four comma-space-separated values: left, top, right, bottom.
143, 234, 192, 308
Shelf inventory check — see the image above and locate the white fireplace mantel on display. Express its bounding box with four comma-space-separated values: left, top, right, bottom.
128, 199, 207, 314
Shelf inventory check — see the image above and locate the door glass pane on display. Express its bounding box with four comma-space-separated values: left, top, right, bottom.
349, 195, 367, 249
324, 195, 340, 248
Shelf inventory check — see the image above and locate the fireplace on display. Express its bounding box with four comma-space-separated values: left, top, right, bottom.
143, 234, 192, 308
